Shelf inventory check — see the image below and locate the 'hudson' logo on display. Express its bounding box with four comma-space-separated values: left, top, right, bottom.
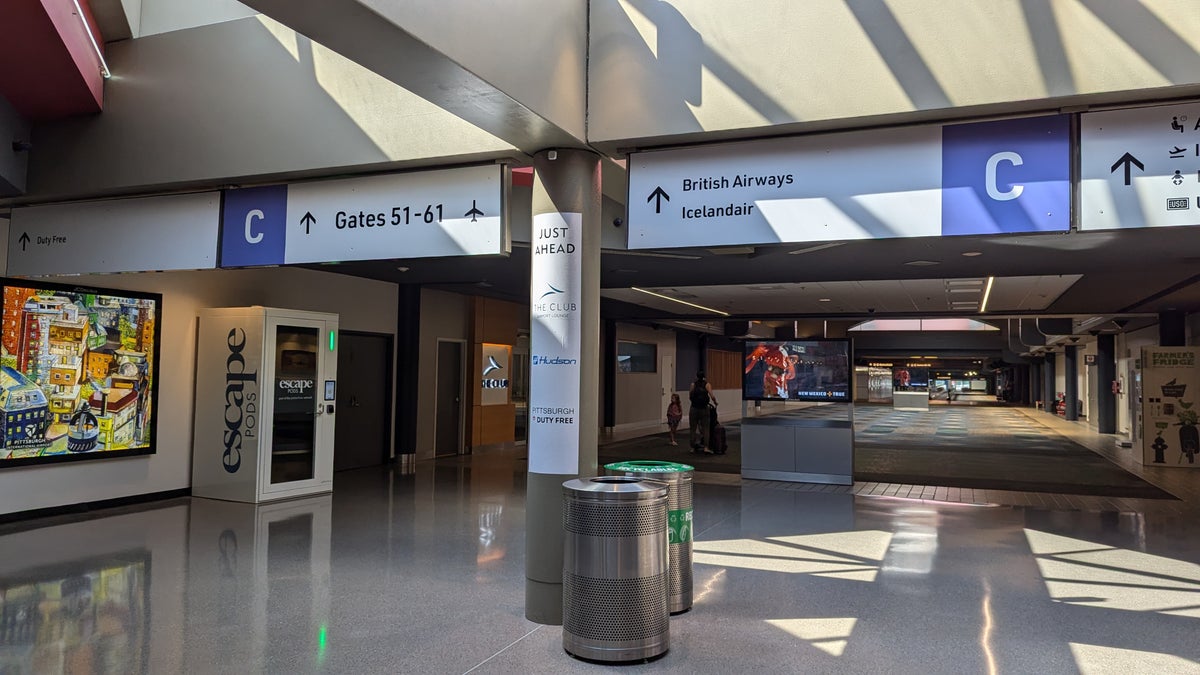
533, 355, 577, 366
223, 328, 258, 473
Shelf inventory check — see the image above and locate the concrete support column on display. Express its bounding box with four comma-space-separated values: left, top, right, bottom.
1043, 354, 1056, 413
1031, 361, 1041, 407
1097, 334, 1116, 433
395, 285, 421, 458
1159, 311, 1186, 346
525, 148, 601, 625
1065, 346, 1079, 421
602, 319, 617, 431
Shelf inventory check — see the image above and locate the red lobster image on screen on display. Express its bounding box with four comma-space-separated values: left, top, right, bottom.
745, 343, 799, 399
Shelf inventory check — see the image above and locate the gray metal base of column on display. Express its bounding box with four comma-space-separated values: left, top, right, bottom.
526, 470, 574, 625
526, 578, 563, 625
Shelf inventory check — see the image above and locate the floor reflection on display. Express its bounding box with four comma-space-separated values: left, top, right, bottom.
0, 552, 148, 675
183, 495, 331, 674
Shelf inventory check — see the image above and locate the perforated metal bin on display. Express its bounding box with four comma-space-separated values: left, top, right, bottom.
605, 461, 694, 614
562, 476, 669, 662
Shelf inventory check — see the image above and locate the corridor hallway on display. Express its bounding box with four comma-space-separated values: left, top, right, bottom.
1, 424, 1198, 674
600, 405, 1181, 506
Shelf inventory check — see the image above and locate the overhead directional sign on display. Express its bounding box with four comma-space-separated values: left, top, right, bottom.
626, 115, 1070, 249
8, 192, 220, 276
1081, 101, 1200, 230
221, 165, 507, 267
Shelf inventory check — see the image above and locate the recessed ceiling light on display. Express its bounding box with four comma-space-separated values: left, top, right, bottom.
980, 276, 995, 313
788, 242, 845, 255
948, 288, 980, 293
608, 250, 702, 260
818, 298, 832, 302
961, 251, 983, 257
396, 266, 410, 272
904, 260, 940, 266
631, 287, 729, 316
748, 285, 786, 291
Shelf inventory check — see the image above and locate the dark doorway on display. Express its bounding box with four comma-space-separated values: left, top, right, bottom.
334, 332, 393, 471
435, 340, 465, 456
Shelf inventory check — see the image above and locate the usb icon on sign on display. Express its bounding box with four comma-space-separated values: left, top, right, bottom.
1167, 197, 1190, 210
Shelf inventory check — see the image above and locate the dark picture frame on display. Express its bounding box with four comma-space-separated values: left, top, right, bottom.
0, 277, 162, 469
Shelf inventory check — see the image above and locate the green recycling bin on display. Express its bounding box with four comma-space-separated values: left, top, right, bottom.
605, 461, 694, 614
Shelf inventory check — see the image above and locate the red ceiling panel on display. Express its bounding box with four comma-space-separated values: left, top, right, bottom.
0, 0, 105, 120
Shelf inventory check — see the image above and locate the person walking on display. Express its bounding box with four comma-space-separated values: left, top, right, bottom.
666, 394, 683, 446
688, 371, 717, 454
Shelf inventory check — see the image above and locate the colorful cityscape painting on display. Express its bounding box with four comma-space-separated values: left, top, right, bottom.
0, 279, 160, 467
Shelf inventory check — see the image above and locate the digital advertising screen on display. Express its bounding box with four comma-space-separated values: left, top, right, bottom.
893, 366, 930, 391
743, 339, 852, 402
0, 278, 161, 468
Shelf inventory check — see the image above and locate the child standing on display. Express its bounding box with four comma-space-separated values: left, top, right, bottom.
666, 394, 683, 446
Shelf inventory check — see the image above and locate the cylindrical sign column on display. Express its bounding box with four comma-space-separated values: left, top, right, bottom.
526, 149, 602, 625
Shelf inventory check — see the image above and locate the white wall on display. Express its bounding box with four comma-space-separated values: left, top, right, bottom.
0, 267, 397, 516
416, 289, 470, 459
138, 0, 257, 37
1117, 325, 1161, 438
614, 324, 678, 433
29, 17, 513, 202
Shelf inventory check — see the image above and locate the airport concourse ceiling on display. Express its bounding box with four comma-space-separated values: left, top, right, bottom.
318, 223, 1200, 323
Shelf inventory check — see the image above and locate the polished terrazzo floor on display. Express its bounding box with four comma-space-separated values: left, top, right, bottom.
2, 434, 1199, 674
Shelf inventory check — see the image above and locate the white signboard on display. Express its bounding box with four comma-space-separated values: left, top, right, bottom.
628, 125, 941, 248
528, 212, 581, 475
8, 192, 220, 275
627, 115, 1072, 248
1081, 101, 1200, 230
1141, 347, 1200, 468
221, 165, 507, 267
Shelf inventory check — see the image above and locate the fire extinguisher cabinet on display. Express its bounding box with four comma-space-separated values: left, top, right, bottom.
191, 307, 339, 503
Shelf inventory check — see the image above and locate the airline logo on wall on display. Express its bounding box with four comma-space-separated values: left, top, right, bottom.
481, 345, 511, 406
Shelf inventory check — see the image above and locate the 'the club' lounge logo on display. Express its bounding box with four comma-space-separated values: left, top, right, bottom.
482, 355, 509, 389
533, 282, 575, 318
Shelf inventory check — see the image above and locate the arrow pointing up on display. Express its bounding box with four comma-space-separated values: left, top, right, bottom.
1110, 152, 1144, 186
647, 186, 670, 214
300, 211, 316, 234
18, 232, 29, 251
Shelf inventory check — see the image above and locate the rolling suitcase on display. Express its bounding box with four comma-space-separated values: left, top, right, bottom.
709, 415, 727, 455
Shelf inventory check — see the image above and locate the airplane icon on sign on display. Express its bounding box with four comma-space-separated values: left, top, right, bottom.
465, 200, 485, 222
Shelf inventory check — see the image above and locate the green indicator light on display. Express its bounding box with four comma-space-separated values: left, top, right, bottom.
329, 330, 336, 352
318, 624, 328, 661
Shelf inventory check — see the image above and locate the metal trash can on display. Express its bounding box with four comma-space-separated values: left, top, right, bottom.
606, 461, 694, 614
562, 476, 669, 662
